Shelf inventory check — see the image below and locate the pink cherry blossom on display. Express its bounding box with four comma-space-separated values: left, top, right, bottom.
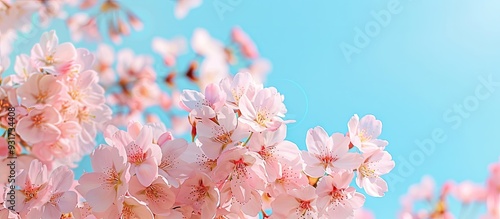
487, 160, 500, 197
179, 140, 219, 174
116, 49, 155, 83
356, 149, 395, 197
74, 104, 112, 152
451, 181, 487, 204
71, 202, 96, 219
33, 0, 75, 26
316, 172, 365, 218
265, 156, 309, 198
113, 126, 162, 187
0, 54, 10, 78
231, 27, 259, 59
197, 106, 248, 159
158, 138, 190, 187
213, 147, 267, 205
11, 54, 36, 84
218, 181, 263, 217
128, 175, 175, 215
130, 79, 162, 110
302, 126, 363, 178
17, 105, 62, 145
152, 37, 186, 66
407, 175, 436, 202
31, 121, 81, 164
248, 125, 302, 182
67, 13, 101, 42
175, 0, 202, 19
238, 87, 287, 132
191, 28, 225, 57
94, 196, 153, 219
270, 185, 319, 219
38, 166, 78, 218
30, 30, 77, 75
76, 145, 130, 213
219, 72, 260, 109
0, 206, 20, 219
180, 83, 226, 119
354, 209, 375, 219
177, 171, 220, 219
197, 56, 230, 91
156, 205, 195, 219
17, 73, 63, 107
348, 114, 388, 152
93, 44, 116, 86
65, 70, 106, 107
14, 159, 51, 215
0, 25, 403, 219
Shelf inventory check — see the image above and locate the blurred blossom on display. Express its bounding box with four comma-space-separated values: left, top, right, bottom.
0, 2, 403, 218
175, 0, 202, 19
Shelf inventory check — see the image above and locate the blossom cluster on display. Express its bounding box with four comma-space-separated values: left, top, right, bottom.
0, 0, 202, 76
0, 0, 78, 75
399, 158, 500, 219
1, 67, 393, 218
0, 2, 395, 216
97, 27, 270, 131
68, 0, 203, 43
2, 1, 256, 138
0, 30, 111, 168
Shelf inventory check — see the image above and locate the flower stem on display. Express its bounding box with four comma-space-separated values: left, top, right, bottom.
242, 132, 253, 146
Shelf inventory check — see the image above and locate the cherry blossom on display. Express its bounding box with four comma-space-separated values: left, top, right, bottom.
30, 30, 77, 75
219, 72, 260, 109
17, 74, 63, 107
356, 149, 395, 197
0, 23, 401, 218
316, 172, 365, 218
197, 106, 248, 159
157, 138, 190, 187
348, 114, 388, 152
175, 0, 202, 19
231, 27, 259, 59
67, 0, 142, 43
16, 106, 62, 145
248, 125, 302, 182
152, 37, 187, 67
123, 126, 162, 186
76, 145, 130, 213
93, 44, 116, 85
177, 171, 220, 218
181, 83, 227, 119
14, 159, 50, 215
94, 196, 153, 219
238, 87, 287, 132
270, 185, 319, 219
0, 206, 20, 219
302, 126, 363, 178
38, 166, 78, 218
213, 147, 267, 205
128, 175, 175, 216
451, 181, 487, 204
